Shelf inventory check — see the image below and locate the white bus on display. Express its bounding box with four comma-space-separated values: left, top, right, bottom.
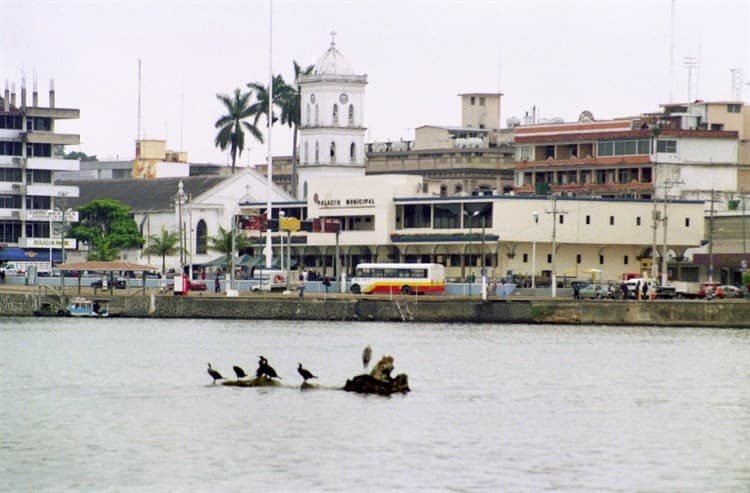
349, 263, 446, 295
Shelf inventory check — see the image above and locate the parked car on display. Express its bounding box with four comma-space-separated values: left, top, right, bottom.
698, 282, 720, 299
165, 279, 207, 291
715, 285, 744, 299
579, 283, 614, 300
91, 278, 127, 289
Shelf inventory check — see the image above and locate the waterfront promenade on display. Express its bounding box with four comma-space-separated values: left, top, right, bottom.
1, 284, 748, 327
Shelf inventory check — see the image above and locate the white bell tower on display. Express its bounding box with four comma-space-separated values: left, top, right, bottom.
298, 33, 367, 199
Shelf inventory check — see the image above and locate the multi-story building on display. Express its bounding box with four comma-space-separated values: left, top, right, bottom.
0, 79, 80, 269
513, 103, 749, 206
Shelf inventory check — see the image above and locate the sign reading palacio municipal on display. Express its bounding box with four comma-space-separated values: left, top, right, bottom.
313, 193, 375, 208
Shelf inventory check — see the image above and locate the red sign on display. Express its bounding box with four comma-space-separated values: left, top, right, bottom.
239, 216, 265, 231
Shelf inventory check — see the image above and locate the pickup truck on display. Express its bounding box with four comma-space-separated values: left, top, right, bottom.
0, 262, 23, 277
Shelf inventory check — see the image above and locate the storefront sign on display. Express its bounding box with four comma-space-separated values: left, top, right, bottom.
18, 238, 77, 249
313, 193, 374, 208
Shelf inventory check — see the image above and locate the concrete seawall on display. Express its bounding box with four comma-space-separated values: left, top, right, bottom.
3, 291, 749, 327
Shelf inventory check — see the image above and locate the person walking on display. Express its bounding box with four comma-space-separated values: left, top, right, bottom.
322, 275, 331, 293
298, 272, 305, 298
214, 271, 221, 293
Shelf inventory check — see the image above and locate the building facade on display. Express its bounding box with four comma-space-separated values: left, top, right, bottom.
0, 79, 80, 268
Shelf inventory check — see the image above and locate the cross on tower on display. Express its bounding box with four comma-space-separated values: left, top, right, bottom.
330, 30, 337, 47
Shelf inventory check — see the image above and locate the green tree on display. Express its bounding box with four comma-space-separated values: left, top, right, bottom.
279, 61, 314, 199
64, 151, 97, 161
69, 199, 144, 261
208, 226, 251, 274
142, 226, 182, 274
214, 88, 264, 174
246, 75, 289, 129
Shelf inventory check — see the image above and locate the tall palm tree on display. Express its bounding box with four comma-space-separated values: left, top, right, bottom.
280, 61, 314, 199
214, 88, 264, 174
208, 226, 251, 275
247, 75, 289, 128
143, 226, 182, 274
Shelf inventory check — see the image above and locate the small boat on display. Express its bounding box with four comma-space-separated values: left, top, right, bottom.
66, 297, 110, 318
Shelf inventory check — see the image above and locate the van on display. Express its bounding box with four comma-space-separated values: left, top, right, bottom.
251, 270, 301, 292
624, 278, 659, 298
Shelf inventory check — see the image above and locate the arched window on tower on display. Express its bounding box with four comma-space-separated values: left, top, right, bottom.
305, 104, 310, 126
303, 181, 308, 199
304, 142, 309, 164
350, 142, 356, 163
315, 104, 319, 125
330, 141, 336, 163
348, 104, 354, 125
196, 219, 207, 254
332, 104, 339, 125
314, 141, 319, 163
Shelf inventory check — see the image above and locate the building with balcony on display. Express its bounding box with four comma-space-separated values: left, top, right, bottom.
0, 79, 80, 268
513, 104, 749, 208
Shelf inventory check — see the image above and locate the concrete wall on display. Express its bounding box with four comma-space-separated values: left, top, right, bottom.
4, 292, 749, 327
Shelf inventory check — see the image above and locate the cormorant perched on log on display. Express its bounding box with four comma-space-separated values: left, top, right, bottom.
362, 345, 372, 371
207, 363, 224, 384
297, 363, 317, 382
233, 365, 247, 379
257, 355, 281, 379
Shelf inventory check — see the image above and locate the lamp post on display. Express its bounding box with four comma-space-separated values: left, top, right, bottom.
531, 211, 539, 291
279, 211, 285, 272
230, 212, 237, 291
464, 209, 479, 296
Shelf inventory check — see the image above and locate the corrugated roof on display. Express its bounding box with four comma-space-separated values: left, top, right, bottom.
60, 176, 229, 212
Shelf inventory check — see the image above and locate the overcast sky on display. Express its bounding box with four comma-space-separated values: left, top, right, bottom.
3, 0, 749, 166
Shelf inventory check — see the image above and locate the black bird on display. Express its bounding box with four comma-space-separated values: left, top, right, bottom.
362, 345, 372, 371
207, 363, 224, 384
297, 363, 317, 382
257, 355, 281, 379
233, 365, 247, 379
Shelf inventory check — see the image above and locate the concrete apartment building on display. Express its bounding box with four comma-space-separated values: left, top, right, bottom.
0, 79, 80, 269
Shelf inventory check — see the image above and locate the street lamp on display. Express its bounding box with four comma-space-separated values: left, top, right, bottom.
464, 209, 479, 296
531, 211, 539, 291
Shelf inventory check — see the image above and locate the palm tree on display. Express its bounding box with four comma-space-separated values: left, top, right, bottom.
207, 226, 251, 275
143, 226, 182, 274
214, 88, 264, 174
247, 75, 289, 128
280, 61, 314, 199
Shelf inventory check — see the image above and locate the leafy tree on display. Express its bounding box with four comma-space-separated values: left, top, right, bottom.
208, 226, 251, 274
247, 75, 290, 128
214, 88, 264, 174
279, 62, 314, 199
143, 226, 182, 274
69, 199, 144, 260
64, 151, 97, 161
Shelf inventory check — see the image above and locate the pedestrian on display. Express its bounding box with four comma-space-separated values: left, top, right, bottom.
573, 283, 581, 300
642, 282, 649, 300
298, 272, 305, 298
322, 275, 331, 293
620, 282, 628, 300
214, 271, 221, 293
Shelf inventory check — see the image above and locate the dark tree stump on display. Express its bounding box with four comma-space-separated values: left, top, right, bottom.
343, 373, 410, 395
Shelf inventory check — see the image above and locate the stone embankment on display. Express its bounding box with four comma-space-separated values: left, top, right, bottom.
2, 288, 749, 327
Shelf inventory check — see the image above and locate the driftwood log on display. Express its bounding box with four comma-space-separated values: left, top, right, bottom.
222, 377, 281, 387
343, 355, 410, 395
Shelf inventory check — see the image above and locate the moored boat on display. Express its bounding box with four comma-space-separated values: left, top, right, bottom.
66, 297, 110, 318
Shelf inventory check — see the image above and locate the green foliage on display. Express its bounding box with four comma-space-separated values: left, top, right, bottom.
208, 226, 251, 272
64, 151, 97, 161
214, 88, 264, 173
143, 226, 182, 274
69, 199, 144, 260
743, 272, 750, 288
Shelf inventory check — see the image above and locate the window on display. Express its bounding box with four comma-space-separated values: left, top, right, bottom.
479, 97, 485, 106
523, 253, 528, 263
597, 139, 649, 156
636, 216, 641, 226
350, 143, 356, 163
585, 215, 590, 225
196, 220, 207, 254
470, 96, 476, 105
576, 254, 581, 264
599, 255, 604, 265
314, 142, 319, 163
314, 104, 319, 125
547, 254, 552, 264
403, 204, 431, 228
348, 104, 354, 125
656, 140, 677, 153
332, 104, 338, 124
685, 217, 690, 227
433, 203, 460, 229
624, 255, 629, 265
304, 142, 309, 164
305, 104, 310, 125
559, 215, 564, 224
609, 216, 615, 225
728, 104, 741, 113
330, 142, 336, 163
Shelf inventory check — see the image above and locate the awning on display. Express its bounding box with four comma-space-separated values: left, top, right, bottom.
55, 261, 159, 272
0, 247, 63, 262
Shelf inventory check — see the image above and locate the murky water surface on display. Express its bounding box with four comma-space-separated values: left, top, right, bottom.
1, 318, 748, 491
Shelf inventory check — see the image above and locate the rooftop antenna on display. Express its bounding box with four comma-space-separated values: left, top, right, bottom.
137, 59, 142, 141
684, 56, 698, 101
668, 0, 676, 102
695, 41, 702, 99
179, 89, 184, 151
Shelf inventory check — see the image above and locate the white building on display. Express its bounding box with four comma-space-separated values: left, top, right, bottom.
297, 37, 368, 199
0, 78, 80, 269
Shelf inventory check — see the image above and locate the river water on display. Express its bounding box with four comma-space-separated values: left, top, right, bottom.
1, 318, 748, 492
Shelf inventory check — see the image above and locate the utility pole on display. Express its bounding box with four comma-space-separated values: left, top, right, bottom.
545, 196, 567, 298
708, 189, 715, 283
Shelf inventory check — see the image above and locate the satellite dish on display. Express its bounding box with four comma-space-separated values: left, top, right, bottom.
578, 110, 594, 122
